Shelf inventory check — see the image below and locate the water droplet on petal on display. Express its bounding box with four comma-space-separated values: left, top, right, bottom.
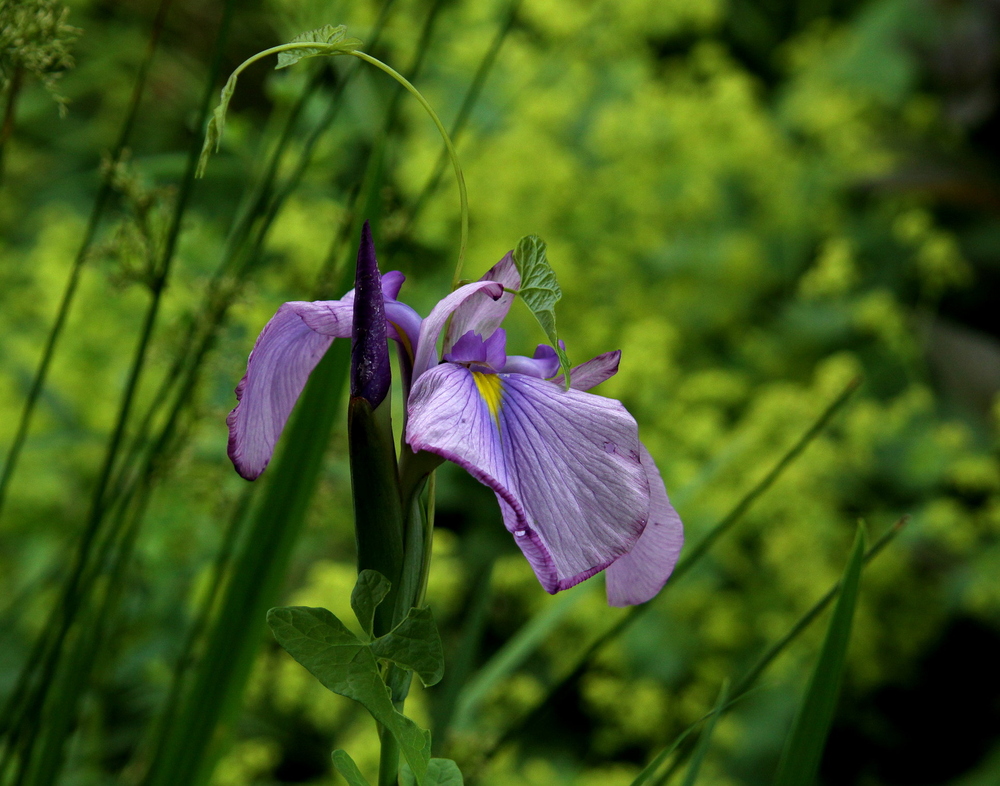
514, 529, 526, 538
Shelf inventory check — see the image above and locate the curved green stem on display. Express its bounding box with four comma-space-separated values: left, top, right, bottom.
347, 50, 469, 287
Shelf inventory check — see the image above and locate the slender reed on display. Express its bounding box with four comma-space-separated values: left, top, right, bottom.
0, 0, 174, 522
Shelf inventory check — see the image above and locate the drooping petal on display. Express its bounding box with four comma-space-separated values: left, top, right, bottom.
554, 350, 622, 391
501, 344, 560, 379
384, 300, 422, 359
605, 444, 684, 606
227, 301, 350, 480
406, 364, 650, 592
444, 252, 520, 351
351, 221, 390, 406
411, 281, 504, 380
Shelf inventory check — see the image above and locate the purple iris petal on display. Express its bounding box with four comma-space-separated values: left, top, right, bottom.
443, 329, 507, 371
406, 364, 650, 592
501, 344, 560, 379
411, 281, 505, 380
351, 221, 390, 406
605, 443, 684, 606
554, 350, 622, 391
444, 252, 520, 352
380, 270, 405, 299
227, 300, 351, 480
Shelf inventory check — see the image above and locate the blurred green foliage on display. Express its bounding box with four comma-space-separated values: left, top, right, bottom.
2, 0, 1000, 784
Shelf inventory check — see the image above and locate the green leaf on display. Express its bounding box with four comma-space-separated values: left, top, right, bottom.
351, 569, 391, 639
400, 758, 464, 786
331, 750, 372, 786
196, 74, 238, 178
773, 525, 867, 786
275, 24, 363, 69
267, 607, 430, 783
371, 606, 445, 687
511, 235, 571, 384
679, 680, 729, 786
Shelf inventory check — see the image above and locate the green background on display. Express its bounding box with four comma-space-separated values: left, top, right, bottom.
2, 0, 999, 783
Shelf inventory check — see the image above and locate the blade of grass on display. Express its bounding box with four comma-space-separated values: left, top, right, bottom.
18, 479, 153, 786
140, 339, 350, 786
450, 581, 593, 732
648, 516, 905, 786
470, 376, 862, 765
772, 525, 867, 786
679, 681, 729, 786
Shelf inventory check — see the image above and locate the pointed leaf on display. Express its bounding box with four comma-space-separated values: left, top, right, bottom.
511, 235, 571, 384
371, 606, 445, 687
267, 607, 431, 783
773, 525, 867, 786
351, 570, 391, 638
332, 750, 372, 786
401, 758, 464, 786
197, 73, 240, 177
276, 24, 363, 69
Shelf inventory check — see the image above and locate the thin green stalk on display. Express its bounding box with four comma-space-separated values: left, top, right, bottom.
472, 376, 862, 765
378, 723, 402, 786
0, 65, 25, 186
649, 517, 906, 786
130, 486, 254, 782
0, 2, 231, 776
17, 479, 153, 786
0, 0, 173, 522
345, 50, 469, 287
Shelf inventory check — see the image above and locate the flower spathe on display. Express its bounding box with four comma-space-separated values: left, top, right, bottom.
227, 234, 683, 606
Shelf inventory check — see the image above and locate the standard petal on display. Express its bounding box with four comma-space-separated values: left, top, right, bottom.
444, 252, 521, 351
605, 444, 684, 606
227, 301, 348, 480
406, 364, 649, 592
411, 280, 504, 380
554, 350, 622, 391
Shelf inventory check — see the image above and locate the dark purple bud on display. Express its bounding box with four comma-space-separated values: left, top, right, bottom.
351, 221, 391, 406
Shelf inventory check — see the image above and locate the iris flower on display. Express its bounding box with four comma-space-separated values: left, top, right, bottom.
227, 225, 683, 606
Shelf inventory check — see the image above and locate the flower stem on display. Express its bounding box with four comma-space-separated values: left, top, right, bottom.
377, 723, 401, 786
347, 50, 469, 288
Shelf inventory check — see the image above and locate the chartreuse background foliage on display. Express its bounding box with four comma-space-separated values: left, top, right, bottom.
2, 0, 1000, 783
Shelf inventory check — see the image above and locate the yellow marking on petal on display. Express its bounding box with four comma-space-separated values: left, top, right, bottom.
472, 371, 503, 427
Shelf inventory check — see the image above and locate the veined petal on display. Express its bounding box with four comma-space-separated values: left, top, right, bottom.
406, 364, 649, 592
411, 281, 504, 380
227, 301, 348, 480
605, 444, 684, 606
554, 350, 621, 391
444, 252, 520, 351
